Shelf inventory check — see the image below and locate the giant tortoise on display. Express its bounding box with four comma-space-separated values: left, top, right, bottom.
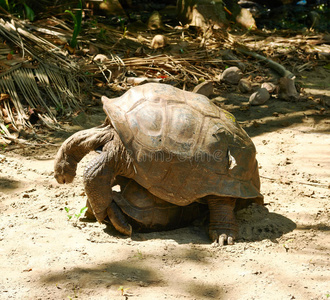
54, 83, 263, 245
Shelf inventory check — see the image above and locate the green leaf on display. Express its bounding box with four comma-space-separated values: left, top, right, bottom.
65, 10, 77, 24
64, 207, 70, 213
65, 0, 83, 48
80, 206, 88, 214
23, 3, 35, 21
0, 0, 9, 11
324, 64, 330, 70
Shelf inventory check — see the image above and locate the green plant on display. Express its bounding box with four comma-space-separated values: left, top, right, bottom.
65, 206, 87, 221
97, 28, 107, 42
67, 285, 79, 299
118, 285, 129, 296
0, 0, 34, 21
283, 239, 293, 252
65, 0, 83, 48
133, 249, 144, 260
118, 17, 127, 37
64, 207, 73, 220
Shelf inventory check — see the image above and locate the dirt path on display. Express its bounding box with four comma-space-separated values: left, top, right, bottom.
0, 77, 329, 299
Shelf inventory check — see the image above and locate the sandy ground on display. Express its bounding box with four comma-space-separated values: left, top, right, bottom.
0, 69, 329, 299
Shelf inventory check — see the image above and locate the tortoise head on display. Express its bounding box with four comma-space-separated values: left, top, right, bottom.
54, 154, 77, 184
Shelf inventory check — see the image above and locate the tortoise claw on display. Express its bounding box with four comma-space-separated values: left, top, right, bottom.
94, 210, 108, 224
55, 173, 75, 184
210, 231, 235, 246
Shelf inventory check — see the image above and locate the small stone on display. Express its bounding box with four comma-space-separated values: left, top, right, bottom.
238, 79, 252, 93
193, 81, 213, 97
261, 82, 276, 93
151, 35, 167, 49
220, 67, 242, 85
236, 8, 257, 30
249, 88, 270, 106
148, 11, 164, 30
93, 54, 108, 63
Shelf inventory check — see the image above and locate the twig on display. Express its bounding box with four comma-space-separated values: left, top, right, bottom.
237, 48, 295, 79
2, 135, 57, 147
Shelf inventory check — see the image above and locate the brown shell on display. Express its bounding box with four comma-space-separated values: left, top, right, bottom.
113, 177, 206, 231
102, 83, 263, 206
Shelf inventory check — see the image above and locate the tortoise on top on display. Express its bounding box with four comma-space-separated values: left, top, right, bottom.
54, 83, 263, 245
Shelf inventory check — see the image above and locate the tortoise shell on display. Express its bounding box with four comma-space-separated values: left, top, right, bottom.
113, 177, 207, 232
102, 83, 263, 206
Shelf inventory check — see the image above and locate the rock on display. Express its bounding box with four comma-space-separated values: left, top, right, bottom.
93, 54, 108, 63
220, 50, 246, 72
177, 0, 227, 28
151, 35, 167, 49
192, 81, 213, 97
261, 82, 277, 94
238, 79, 252, 93
88, 44, 99, 56
98, 0, 126, 16
249, 88, 270, 105
236, 8, 257, 30
220, 67, 242, 85
148, 11, 164, 30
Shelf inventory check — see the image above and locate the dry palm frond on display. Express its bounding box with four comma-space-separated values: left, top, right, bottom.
0, 17, 82, 136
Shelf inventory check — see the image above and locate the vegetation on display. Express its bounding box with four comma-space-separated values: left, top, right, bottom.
65, 0, 82, 49
0, 0, 35, 20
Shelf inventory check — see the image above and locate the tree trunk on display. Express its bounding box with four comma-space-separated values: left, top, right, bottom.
177, 0, 227, 27
177, 0, 255, 29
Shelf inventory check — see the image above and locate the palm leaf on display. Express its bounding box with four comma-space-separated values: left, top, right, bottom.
0, 17, 82, 137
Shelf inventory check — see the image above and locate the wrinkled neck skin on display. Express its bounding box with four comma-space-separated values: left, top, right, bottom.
54, 120, 116, 183
101, 131, 135, 179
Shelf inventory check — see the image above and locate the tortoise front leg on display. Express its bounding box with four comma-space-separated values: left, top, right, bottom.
207, 197, 238, 246
83, 138, 134, 233
83, 151, 116, 222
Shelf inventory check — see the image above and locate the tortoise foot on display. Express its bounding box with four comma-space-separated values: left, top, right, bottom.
84, 200, 96, 220
209, 231, 235, 246
207, 197, 238, 246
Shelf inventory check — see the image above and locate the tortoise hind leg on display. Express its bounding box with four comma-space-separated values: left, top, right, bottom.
207, 196, 238, 246
84, 180, 132, 236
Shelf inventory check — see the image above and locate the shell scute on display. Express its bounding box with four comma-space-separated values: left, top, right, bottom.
102, 83, 263, 204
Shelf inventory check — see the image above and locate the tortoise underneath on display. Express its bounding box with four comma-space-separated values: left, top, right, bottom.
54, 83, 263, 246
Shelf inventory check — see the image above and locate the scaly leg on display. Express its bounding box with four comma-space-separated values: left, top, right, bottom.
83, 136, 134, 233
207, 197, 238, 246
